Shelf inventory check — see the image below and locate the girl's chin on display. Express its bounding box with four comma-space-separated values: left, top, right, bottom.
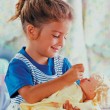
48, 53, 58, 58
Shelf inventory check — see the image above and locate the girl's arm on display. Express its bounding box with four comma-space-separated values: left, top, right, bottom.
18, 64, 84, 103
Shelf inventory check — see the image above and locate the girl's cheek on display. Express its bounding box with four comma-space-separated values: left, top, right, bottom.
52, 39, 58, 45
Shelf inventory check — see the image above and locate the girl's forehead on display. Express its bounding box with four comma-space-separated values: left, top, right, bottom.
42, 21, 71, 33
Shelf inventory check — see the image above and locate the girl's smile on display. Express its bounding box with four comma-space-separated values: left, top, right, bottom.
26, 20, 71, 64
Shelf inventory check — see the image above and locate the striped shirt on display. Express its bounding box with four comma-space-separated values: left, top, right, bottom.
5, 47, 71, 105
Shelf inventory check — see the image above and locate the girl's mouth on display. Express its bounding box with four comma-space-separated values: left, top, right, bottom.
51, 46, 59, 52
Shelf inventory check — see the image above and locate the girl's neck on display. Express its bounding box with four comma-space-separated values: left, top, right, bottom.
25, 47, 48, 65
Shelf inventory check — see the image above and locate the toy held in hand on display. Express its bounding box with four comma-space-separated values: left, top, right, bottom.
80, 75, 101, 100
20, 74, 109, 110
20, 83, 101, 110
80, 74, 109, 105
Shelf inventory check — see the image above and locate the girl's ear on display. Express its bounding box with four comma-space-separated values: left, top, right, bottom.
26, 24, 38, 40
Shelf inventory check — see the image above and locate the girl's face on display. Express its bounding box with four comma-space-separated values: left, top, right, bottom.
32, 20, 71, 58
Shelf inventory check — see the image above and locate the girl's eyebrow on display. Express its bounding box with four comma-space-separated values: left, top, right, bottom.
52, 30, 68, 35
52, 30, 62, 34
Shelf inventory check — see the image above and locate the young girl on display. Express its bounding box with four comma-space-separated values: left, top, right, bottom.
5, 0, 84, 110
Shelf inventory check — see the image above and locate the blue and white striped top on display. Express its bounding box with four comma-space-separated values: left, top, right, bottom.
5, 47, 72, 104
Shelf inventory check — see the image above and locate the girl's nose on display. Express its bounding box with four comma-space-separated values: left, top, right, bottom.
58, 37, 65, 47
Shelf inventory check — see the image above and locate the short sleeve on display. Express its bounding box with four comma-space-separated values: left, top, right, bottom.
62, 58, 72, 73
5, 59, 33, 98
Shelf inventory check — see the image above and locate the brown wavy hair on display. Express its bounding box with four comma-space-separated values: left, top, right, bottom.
9, 0, 73, 30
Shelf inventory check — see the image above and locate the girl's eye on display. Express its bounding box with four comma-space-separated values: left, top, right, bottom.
52, 35, 67, 40
53, 35, 60, 38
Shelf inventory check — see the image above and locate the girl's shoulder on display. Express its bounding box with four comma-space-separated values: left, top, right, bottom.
8, 53, 30, 72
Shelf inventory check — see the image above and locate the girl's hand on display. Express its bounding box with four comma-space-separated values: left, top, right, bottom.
63, 100, 74, 110
65, 64, 84, 83
71, 64, 84, 80
63, 100, 80, 110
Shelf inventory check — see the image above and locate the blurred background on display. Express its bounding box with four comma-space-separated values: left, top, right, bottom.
0, 0, 110, 81
0, 0, 110, 109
